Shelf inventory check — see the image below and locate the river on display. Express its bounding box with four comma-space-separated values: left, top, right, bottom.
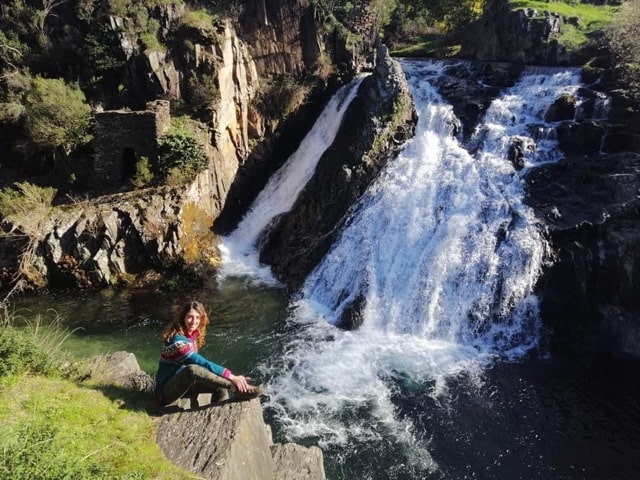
12, 59, 640, 479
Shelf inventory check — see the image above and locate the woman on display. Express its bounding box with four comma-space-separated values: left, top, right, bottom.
153, 300, 262, 411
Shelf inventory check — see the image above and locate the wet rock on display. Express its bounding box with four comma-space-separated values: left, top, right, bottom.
556, 121, 605, 156
433, 62, 522, 141
527, 152, 640, 358
508, 135, 536, 170
545, 93, 576, 122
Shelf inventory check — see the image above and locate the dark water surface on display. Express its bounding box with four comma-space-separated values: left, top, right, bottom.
11, 286, 640, 480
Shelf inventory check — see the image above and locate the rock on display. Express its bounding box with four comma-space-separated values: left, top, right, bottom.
459, 0, 570, 65
556, 121, 604, 156
259, 42, 417, 289
508, 135, 536, 170
87, 351, 155, 393
601, 305, 640, 359
87, 351, 326, 480
431, 62, 522, 142
527, 152, 640, 358
545, 93, 576, 122
2, 183, 222, 290
271, 443, 326, 480
156, 399, 326, 480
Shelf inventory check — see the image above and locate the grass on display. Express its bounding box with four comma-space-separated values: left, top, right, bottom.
0, 377, 197, 480
0, 310, 196, 480
509, 0, 618, 48
390, 33, 459, 58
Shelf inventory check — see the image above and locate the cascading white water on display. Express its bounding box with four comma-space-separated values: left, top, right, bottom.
217, 77, 365, 283
259, 60, 584, 471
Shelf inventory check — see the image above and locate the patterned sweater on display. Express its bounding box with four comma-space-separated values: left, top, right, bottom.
155, 332, 231, 392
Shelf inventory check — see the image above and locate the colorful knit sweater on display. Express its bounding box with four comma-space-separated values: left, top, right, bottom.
154, 332, 231, 392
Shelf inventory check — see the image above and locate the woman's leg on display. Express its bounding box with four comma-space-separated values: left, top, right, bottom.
159, 364, 232, 406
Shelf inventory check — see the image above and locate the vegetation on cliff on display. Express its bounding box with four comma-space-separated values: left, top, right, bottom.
605, 0, 640, 106
0, 309, 194, 479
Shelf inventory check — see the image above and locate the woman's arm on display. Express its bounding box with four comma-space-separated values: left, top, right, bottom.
161, 335, 231, 378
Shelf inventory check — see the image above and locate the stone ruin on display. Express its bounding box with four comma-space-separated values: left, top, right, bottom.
93, 100, 171, 190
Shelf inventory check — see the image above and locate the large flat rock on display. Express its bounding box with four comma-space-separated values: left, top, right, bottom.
156, 399, 325, 480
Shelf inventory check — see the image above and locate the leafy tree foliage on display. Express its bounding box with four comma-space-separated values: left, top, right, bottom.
384, 0, 484, 48
23, 76, 91, 154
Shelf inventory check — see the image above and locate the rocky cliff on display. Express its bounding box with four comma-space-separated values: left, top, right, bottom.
453, 0, 640, 359
258, 44, 417, 295
0, 0, 382, 291
526, 133, 640, 359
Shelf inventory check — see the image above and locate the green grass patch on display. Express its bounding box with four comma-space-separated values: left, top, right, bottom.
179, 7, 219, 33
0, 377, 196, 480
390, 33, 460, 58
509, 0, 618, 49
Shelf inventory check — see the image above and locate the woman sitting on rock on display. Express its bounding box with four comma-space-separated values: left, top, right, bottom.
152, 300, 262, 413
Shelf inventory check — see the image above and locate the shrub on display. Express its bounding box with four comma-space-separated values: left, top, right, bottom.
131, 156, 154, 188
0, 310, 74, 379
179, 7, 219, 33
157, 133, 208, 182
259, 76, 311, 119
187, 73, 219, 112
0, 181, 56, 224
0, 420, 111, 479
23, 76, 91, 154
0, 325, 56, 378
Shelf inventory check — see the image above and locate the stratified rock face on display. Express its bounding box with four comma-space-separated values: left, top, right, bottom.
241, 0, 318, 77
156, 399, 326, 480
459, 0, 569, 65
259, 44, 417, 289
32, 178, 220, 289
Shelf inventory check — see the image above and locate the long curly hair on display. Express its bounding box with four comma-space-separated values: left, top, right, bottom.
162, 300, 210, 348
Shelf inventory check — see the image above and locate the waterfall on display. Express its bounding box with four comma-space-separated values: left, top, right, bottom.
217, 77, 365, 283
259, 60, 584, 471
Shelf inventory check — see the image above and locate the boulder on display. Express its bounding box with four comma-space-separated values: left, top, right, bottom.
545, 93, 576, 122
508, 135, 536, 170
156, 399, 326, 480
87, 351, 154, 393
271, 443, 326, 480
459, 0, 571, 65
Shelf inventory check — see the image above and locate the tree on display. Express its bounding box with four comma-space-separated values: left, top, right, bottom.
23, 76, 91, 156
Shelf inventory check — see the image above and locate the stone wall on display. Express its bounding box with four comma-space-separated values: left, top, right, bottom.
93, 100, 171, 190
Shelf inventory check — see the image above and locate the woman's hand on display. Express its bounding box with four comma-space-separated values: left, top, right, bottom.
229, 374, 252, 393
